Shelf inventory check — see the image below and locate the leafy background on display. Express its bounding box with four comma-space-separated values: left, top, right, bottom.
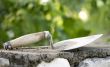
0, 0, 110, 47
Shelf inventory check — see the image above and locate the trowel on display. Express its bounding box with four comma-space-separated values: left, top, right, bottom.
53, 34, 103, 50
3, 31, 103, 50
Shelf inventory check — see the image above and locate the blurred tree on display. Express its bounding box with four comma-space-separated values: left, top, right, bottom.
0, 0, 110, 48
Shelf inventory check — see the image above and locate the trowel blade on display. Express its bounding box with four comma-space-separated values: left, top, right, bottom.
53, 34, 103, 50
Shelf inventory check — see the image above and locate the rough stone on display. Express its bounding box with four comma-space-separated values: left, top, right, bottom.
0, 58, 9, 67
0, 46, 110, 67
78, 57, 110, 67
37, 58, 70, 67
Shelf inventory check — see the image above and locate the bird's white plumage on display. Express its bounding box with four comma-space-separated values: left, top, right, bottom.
53, 34, 103, 50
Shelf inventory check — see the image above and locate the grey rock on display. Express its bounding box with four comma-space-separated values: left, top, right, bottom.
0, 58, 9, 67
0, 46, 110, 67
78, 57, 110, 67
37, 58, 70, 67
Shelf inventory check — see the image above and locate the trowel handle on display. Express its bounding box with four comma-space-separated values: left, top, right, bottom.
3, 31, 53, 50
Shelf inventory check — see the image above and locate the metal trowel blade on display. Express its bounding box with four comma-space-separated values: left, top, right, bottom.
53, 34, 103, 50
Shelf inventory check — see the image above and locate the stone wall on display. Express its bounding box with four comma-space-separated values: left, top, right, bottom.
0, 46, 110, 67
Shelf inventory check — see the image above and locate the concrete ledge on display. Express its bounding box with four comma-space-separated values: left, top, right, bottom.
0, 46, 110, 67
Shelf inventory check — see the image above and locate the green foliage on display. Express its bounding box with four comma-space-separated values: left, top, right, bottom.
0, 0, 110, 47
